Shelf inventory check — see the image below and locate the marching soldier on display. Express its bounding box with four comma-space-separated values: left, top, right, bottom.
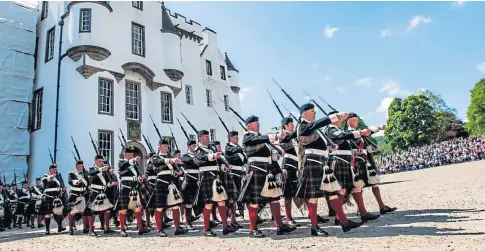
345, 114, 397, 215
104, 160, 120, 228
180, 139, 200, 230
240, 116, 296, 238
38, 164, 67, 235
296, 104, 362, 236
194, 130, 238, 236
224, 131, 246, 226
117, 146, 151, 237
0, 180, 7, 231
67, 160, 90, 235
16, 181, 34, 229
8, 184, 19, 228
144, 152, 157, 230
31, 178, 45, 228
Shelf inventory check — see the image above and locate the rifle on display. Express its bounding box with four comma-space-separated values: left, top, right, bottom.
302, 89, 328, 116
176, 118, 191, 141
149, 114, 163, 140
13, 170, 17, 186
271, 77, 336, 148
267, 89, 284, 118
143, 133, 155, 153
119, 128, 128, 146
48, 148, 55, 164
168, 126, 179, 151
89, 132, 100, 155
118, 135, 125, 148
281, 104, 298, 121
212, 106, 229, 133
71, 136, 82, 161
72, 151, 78, 162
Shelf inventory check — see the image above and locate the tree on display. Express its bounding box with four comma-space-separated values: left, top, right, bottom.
466, 79, 485, 136
385, 95, 435, 151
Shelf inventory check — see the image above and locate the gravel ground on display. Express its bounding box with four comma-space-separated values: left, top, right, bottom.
1, 161, 484, 251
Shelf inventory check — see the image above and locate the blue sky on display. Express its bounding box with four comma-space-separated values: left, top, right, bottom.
168, 1, 485, 132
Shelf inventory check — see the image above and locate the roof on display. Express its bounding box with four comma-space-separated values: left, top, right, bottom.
225, 52, 239, 73
161, 2, 179, 35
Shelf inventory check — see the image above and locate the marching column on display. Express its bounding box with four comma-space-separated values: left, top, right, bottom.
38, 164, 66, 235
181, 140, 200, 230
66, 161, 90, 235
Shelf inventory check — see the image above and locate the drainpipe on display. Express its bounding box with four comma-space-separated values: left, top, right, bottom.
53, 17, 68, 162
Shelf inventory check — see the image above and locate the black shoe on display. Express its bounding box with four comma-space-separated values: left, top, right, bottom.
58, 227, 66, 233
114, 220, 120, 227
209, 221, 219, 228
249, 229, 265, 238
0, 228, 4, 232
89, 231, 98, 237
222, 226, 238, 235
317, 215, 330, 224
139, 228, 150, 235
164, 217, 173, 223
157, 230, 167, 237
190, 216, 200, 223
120, 231, 128, 237
163, 223, 171, 229
230, 222, 243, 229
18, 225, 22, 229
204, 229, 217, 237
311, 227, 329, 237
38, 224, 45, 228
104, 229, 115, 234
380, 206, 397, 215
175, 228, 188, 236
100, 226, 105, 231
361, 213, 380, 223
276, 224, 297, 235
334, 218, 341, 226
341, 220, 364, 233
7, 226, 12, 229
31, 225, 36, 229
186, 224, 196, 231
82, 229, 89, 234
45, 230, 50, 235
287, 218, 300, 228
256, 217, 266, 225
69, 227, 74, 235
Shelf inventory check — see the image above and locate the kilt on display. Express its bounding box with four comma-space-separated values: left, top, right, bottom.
296, 153, 326, 199
195, 171, 217, 206
153, 175, 171, 209
145, 179, 157, 209
332, 155, 354, 192
38, 193, 63, 215
282, 157, 299, 199
89, 187, 114, 213
66, 191, 89, 215
117, 179, 151, 210
239, 161, 271, 205
15, 200, 28, 215
182, 173, 199, 206
24, 200, 36, 216
221, 171, 238, 202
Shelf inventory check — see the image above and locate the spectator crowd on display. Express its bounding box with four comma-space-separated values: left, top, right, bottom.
376, 136, 485, 174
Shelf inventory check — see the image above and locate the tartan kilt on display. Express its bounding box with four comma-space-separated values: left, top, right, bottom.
332, 155, 354, 192
24, 200, 36, 216
282, 157, 299, 199
65, 191, 89, 215
195, 171, 217, 206
38, 193, 63, 215
145, 181, 157, 209
353, 155, 370, 187
182, 174, 199, 206
296, 153, 326, 199
153, 175, 171, 209
15, 201, 28, 215
221, 171, 239, 202
239, 161, 270, 205
117, 180, 151, 210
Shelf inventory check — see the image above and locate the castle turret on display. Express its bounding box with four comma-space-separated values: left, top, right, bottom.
161, 2, 184, 82
225, 52, 240, 94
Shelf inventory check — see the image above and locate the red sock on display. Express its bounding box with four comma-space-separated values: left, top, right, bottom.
372, 186, 386, 209
38, 215, 44, 225
184, 208, 192, 226
104, 211, 110, 229
230, 206, 237, 224
352, 192, 368, 216
248, 206, 258, 231
203, 208, 211, 231
135, 211, 143, 231
154, 210, 162, 232
285, 199, 293, 221
329, 198, 349, 224
82, 216, 89, 230
119, 213, 126, 232
172, 208, 181, 230
88, 216, 94, 232
270, 202, 283, 228
218, 205, 229, 229
306, 202, 318, 228
68, 214, 74, 228
336, 194, 345, 220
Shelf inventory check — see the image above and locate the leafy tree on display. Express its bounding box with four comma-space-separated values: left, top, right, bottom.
466, 79, 485, 136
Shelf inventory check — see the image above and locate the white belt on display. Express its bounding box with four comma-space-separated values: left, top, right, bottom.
248, 157, 272, 163
330, 150, 352, 156
90, 184, 106, 190
352, 149, 367, 155
185, 169, 200, 174
156, 178, 169, 184
305, 149, 329, 157
44, 188, 61, 192
121, 176, 137, 181
230, 166, 245, 171
199, 166, 219, 172
284, 154, 298, 161
147, 176, 157, 180
157, 170, 173, 176
18, 196, 30, 200
70, 187, 86, 192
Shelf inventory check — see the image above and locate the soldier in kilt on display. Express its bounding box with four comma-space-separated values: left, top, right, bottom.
346, 115, 397, 215
66, 160, 90, 235
180, 140, 200, 230
8, 184, 19, 228
39, 164, 67, 235
193, 130, 238, 237
117, 146, 151, 237
241, 115, 296, 238
224, 131, 247, 224
150, 139, 187, 237
325, 112, 380, 226
31, 178, 44, 228
297, 103, 363, 236
0, 180, 7, 231
15, 181, 32, 229
144, 152, 157, 230
105, 164, 120, 228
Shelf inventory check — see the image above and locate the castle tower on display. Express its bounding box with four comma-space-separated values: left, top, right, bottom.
161, 2, 184, 82
225, 52, 240, 94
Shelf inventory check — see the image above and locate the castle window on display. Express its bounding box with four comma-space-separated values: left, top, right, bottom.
220, 66, 226, 80
132, 1, 143, 10
98, 130, 114, 165
41, 2, 48, 20
98, 78, 113, 115
206, 89, 212, 107
210, 129, 216, 141
189, 134, 196, 141
125, 81, 140, 121
206, 60, 212, 76
223, 95, 229, 111
185, 85, 193, 105
132, 22, 145, 57
162, 136, 175, 153
79, 9, 92, 33
161, 91, 173, 124
45, 27, 55, 62
32, 88, 43, 131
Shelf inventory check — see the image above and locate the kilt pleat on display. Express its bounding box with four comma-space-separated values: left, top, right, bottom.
195, 172, 217, 206
117, 180, 150, 210
182, 174, 199, 206
153, 175, 173, 209
239, 161, 270, 205
282, 157, 299, 199
332, 155, 354, 192
38, 192, 63, 215
221, 171, 238, 201
296, 153, 326, 199
15, 201, 28, 215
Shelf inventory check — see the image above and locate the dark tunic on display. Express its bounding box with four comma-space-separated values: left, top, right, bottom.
296, 116, 334, 199
144, 161, 157, 209
8, 190, 19, 215
16, 188, 34, 216
38, 173, 65, 215
89, 166, 113, 212
67, 170, 90, 215
279, 130, 300, 199
31, 185, 44, 214
117, 158, 147, 210
181, 151, 199, 206
218, 152, 239, 202
151, 153, 181, 208
193, 144, 223, 206
348, 127, 380, 187
225, 142, 247, 202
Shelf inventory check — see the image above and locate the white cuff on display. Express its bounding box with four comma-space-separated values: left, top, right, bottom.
129, 159, 136, 166
367, 146, 375, 153
208, 154, 215, 161
268, 134, 277, 143
164, 158, 171, 164
329, 114, 339, 123
369, 126, 379, 133
352, 131, 361, 139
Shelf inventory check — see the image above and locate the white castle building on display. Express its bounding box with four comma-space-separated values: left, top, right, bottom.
29, 1, 243, 179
